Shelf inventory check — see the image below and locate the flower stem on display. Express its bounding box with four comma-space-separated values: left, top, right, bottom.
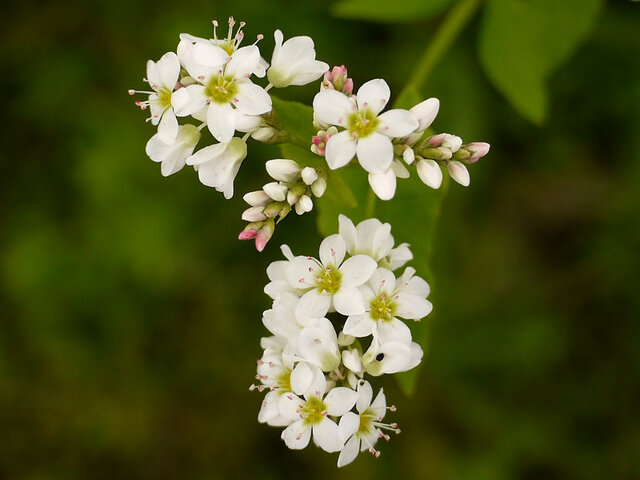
408, 0, 482, 90
365, 188, 376, 218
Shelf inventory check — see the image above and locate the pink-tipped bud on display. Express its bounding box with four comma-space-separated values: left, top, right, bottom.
465, 142, 490, 163
238, 222, 260, 240
242, 206, 267, 222
321, 65, 353, 95
128, 89, 135, 95
255, 220, 275, 252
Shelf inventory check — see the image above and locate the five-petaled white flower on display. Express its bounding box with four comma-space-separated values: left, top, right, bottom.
286, 234, 377, 316
186, 137, 247, 198
145, 124, 200, 177
279, 368, 358, 453
173, 41, 271, 143
312, 78, 418, 198
143, 52, 181, 143
337, 380, 400, 466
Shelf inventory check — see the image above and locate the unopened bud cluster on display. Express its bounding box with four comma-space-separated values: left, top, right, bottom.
240, 160, 327, 251
252, 215, 431, 466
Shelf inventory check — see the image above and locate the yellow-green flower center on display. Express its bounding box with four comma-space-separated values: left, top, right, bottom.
316, 265, 342, 294
157, 88, 172, 109
348, 108, 379, 138
276, 369, 291, 394
220, 41, 236, 56
301, 396, 327, 426
369, 291, 396, 322
205, 75, 238, 104
357, 409, 375, 435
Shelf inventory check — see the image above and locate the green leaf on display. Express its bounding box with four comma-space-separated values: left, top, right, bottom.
332, 0, 454, 23
479, 0, 602, 124
271, 96, 316, 148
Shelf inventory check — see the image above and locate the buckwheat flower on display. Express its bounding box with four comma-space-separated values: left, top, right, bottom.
286, 234, 377, 316
186, 137, 247, 198
337, 380, 399, 466
338, 215, 393, 262
264, 245, 308, 299
343, 267, 432, 342
131, 52, 181, 143
321, 65, 353, 95
145, 124, 200, 177
265, 159, 301, 182
416, 158, 443, 189
295, 317, 342, 372
267, 30, 329, 88
405, 97, 440, 145
172, 42, 271, 143
312, 79, 418, 174
279, 373, 358, 452
361, 338, 417, 376
179, 17, 268, 77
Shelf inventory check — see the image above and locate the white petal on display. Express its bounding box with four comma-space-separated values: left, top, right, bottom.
155, 51, 180, 90
282, 420, 312, 450
377, 109, 419, 138
157, 108, 179, 144
207, 102, 236, 143
265, 159, 301, 182
294, 289, 331, 325
395, 292, 433, 320
279, 393, 304, 420
319, 234, 346, 267
333, 286, 365, 316
416, 158, 443, 189
410, 97, 439, 131
258, 390, 283, 424
171, 85, 207, 117
368, 169, 396, 201
312, 419, 343, 453
338, 412, 360, 441
369, 267, 396, 295
312, 90, 354, 127
186, 142, 226, 166
337, 434, 360, 467
338, 214, 357, 253
340, 255, 377, 287
356, 380, 374, 413
392, 159, 410, 178
234, 81, 272, 115
356, 78, 390, 115
356, 132, 393, 173
192, 42, 229, 68
226, 45, 260, 78
297, 321, 340, 372
325, 387, 358, 416
377, 319, 412, 345
447, 160, 470, 186
290, 362, 314, 396
370, 388, 387, 419
325, 130, 357, 170
343, 313, 374, 338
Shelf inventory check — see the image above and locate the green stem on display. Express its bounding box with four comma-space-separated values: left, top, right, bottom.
364, 188, 376, 218
408, 0, 482, 90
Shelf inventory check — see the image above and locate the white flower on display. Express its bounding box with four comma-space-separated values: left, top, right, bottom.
343, 267, 432, 342
312, 79, 418, 174
409, 97, 439, 135
267, 30, 329, 88
279, 373, 358, 452
338, 380, 398, 466
264, 245, 306, 300
142, 52, 181, 143
285, 234, 377, 316
186, 137, 247, 198
361, 338, 418, 376
338, 215, 393, 261
294, 317, 342, 372
145, 124, 200, 177
265, 159, 301, 182
172, 41, 271, 143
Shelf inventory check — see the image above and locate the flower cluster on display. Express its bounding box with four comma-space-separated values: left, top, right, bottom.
311, 75, 490, 200
132, 19, 489, 252
252, 215, 432, 466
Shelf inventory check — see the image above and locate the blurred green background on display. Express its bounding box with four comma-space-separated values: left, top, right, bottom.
2, 0, 639, 479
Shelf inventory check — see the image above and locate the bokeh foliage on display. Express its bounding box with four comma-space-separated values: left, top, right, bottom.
1, 0, 639, 479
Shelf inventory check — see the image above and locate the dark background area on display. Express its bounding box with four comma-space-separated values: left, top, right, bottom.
1, 1, 639, 479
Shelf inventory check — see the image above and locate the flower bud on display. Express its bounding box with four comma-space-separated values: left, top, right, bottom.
251, 125, 279, 143
243, 190, 271, 206
263, 182, 288, 202
238, 222, 261, 240
321, 65, 353, 95
242, 206, 267, 222
465, 142, 490, 163
295, 195, 313, 214
447, 160, 470, 187
402, 147, 415, 165
287, 183, 307, 205
311, 177, 327, 197
416, 159, 443, 189
263, 201, 287, 218
301, 167, 318, 185
255, 219, 275, 252
265, 159, 301, 182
